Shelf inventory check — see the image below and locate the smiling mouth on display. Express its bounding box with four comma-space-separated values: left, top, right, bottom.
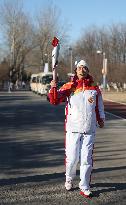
80, 73, 86, 76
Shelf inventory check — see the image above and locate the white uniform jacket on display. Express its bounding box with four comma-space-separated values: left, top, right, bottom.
48, 76, 105, 134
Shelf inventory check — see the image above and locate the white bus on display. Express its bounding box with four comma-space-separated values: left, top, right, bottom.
30, 74, 38, 92
30, 72, 53, 95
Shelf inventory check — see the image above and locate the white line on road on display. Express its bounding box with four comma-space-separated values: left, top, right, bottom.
105, 111, 126, 120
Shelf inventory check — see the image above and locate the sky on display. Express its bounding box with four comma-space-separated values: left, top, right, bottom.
1, 0, 126, 44
22, 0, 126, 43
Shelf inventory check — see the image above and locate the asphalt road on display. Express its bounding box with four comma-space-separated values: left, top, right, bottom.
0, 91, 126, 205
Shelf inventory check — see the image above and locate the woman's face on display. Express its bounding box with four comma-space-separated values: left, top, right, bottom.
76, 65, 88, 79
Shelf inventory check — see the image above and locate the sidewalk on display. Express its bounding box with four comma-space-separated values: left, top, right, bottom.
103, 91, 126, 104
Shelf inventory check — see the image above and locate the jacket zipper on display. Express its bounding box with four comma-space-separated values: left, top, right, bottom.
83, 80, 85, 92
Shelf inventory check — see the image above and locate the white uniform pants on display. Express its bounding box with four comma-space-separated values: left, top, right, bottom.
65, 132, 95, 190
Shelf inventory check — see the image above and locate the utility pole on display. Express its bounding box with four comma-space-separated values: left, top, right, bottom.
69, 47, 73, 74
97, 50, 107, 90
8, 21, 15, 92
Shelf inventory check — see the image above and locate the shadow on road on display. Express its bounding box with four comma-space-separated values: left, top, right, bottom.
0, 138, 64, 171
0, 165, 126, 188
92, 182, 126, 197
0, 172, 65, 186
0, 100, 65, 131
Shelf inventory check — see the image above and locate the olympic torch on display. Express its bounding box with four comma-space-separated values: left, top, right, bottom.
52, 37, 60, 101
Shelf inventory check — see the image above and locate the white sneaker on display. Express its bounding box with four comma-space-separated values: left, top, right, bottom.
80, 189, 93, 198
65, 180, 73, 191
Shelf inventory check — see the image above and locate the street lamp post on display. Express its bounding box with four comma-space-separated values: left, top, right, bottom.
69, 47, 73, 74
8, 21, 15, 92
44, 53, 49, 73
8, 70, 12, 93
97, 50, 107, 90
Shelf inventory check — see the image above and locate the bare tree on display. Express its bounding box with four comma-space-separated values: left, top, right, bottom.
34, 3, 70, 72
0, 0, 34, 82
73, 26, 104, 82
112, 23, 126, 64
71, 24, 126, 83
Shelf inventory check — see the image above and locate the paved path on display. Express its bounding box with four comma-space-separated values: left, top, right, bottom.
0, 92, 126, 205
